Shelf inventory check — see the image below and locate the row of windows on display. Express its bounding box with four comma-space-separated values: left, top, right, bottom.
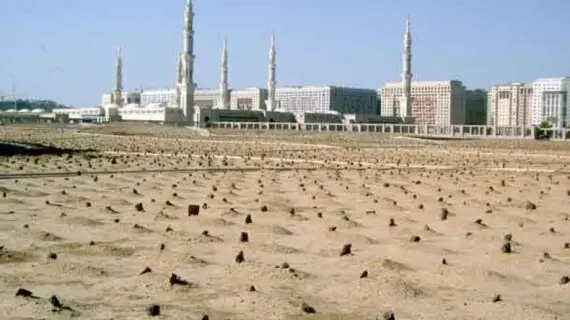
120, 110, 164, 115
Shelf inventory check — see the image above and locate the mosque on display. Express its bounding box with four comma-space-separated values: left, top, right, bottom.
53, 0, 397, 125
52, 0, 297, 125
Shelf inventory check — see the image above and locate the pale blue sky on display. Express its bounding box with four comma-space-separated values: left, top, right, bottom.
0, 0, 568, 106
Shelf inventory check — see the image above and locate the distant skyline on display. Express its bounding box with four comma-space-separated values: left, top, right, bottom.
0, 0, 568, 107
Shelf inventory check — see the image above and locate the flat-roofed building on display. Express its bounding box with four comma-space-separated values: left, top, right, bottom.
231, 88, 268, 111
136, 87, 267, 111
487, 83, 532, 126
101, 92, 141, 107
275, 85, 377, 118
465, 89, 488, 125
140, 89, 176, 107
380, 80, 466, 125
531, 77, 570, 127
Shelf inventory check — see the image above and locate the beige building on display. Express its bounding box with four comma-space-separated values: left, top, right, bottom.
488, 83, 532, 126
380, 80, 466, 125
231, 88, 268, 111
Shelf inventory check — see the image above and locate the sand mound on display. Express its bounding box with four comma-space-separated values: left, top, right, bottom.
317, 274, 426, 301
55, 242, 137, 257
0, 247, 36, 264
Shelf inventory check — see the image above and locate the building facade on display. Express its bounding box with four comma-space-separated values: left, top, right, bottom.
195, 88, 221, 109
131, 87, 269, 111
531, 77, 570, 127
120, 105, 183, 123
231, 88, 267, 111
275, 86, 377, 117
140, 89, 175, 106
465, 89, 488, 125
380, 80, 466, 125
101, 92, 141, 107
139, 88, 221, 109
487, 83, 532, 126
53, 107, 103, 119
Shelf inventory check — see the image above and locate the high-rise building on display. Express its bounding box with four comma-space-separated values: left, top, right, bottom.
380, 80, 466, 125
487, 83, 532, 126
531, 77, 570, 128
275, 86, 378, 117
465, 89, 488, 125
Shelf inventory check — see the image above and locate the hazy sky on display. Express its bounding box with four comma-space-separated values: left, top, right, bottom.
0, 0, 568, 106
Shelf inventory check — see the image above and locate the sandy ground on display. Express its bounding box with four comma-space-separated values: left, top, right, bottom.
1, 124, 570, 320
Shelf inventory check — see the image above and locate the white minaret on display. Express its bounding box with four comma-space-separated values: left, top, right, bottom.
265, 33, 279, 111
176, 0, 196, 122
400, 15, 412, 119
113, 47, 123, 107
217, 38, 230, 109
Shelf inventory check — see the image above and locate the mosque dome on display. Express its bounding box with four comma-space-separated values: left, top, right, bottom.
18, 108, 30, 113
6, 109, 16, 113
31, 108, 45, 113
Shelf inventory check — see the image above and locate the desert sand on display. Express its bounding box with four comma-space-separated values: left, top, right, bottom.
1, 123, 569, 320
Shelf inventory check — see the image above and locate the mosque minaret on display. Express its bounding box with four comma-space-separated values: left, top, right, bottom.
113, 47, 123, 107
400, 15, 412, 119
92, 1, 376, 125
217, 38, 230, 110
175, 0, 196, 121
265, 34, 279, 111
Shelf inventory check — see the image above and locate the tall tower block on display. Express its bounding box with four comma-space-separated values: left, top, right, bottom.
400, 15, 413, 118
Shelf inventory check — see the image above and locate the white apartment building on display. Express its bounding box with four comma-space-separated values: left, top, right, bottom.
275, 85, 377, 117
140, 89, 176, 107
531, 77, 570, 127
488, 83, 532, 126
380, 80, 466, 125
